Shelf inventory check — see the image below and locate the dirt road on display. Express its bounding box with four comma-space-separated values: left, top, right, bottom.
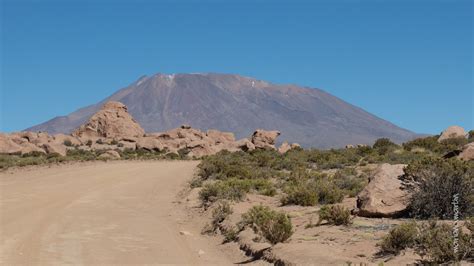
0, 161, 240, 265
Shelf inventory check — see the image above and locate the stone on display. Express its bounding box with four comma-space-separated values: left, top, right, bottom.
355, 164, 409, 218
42, 143, 67, 156
251, 129, 280, 149
0, 134, 23, 155
72, 101, 145, 139
438, 125, 467, 142
458, 142, 474, 161
136, 137, 164, 151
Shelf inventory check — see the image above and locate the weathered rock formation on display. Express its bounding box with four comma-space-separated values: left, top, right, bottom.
251, 129, 280, 150
438, 125, 467, 142
72, 101, 145, 139
458, 142, 474, 161
355, 164, 409, 218
0, 102, 286, 158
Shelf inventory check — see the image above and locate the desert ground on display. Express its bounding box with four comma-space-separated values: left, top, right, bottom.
0, 161, 256, 265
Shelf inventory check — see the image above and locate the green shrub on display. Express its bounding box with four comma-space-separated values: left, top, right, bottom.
468, 130, 474, 143
240, 205, 293, 244
199, 178, 276, 205
63, 140, 73, 147
333, 168, 367, 197
317, 205, 352, 226
203, 201, 233, 234
315, 179, 345, 204
415, 221, 471, 263
379, 221, 418, 255
373, 138, 398, 155
379, 221, 472, 262
281, 182, 318, 206
402, 157, 474, 219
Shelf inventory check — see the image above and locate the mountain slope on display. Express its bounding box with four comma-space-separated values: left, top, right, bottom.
27, 73, 418, 148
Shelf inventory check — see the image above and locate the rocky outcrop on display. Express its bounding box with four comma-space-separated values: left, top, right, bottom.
278, 142, 300, 154
3, 103, 291, 158
0, 134, 23, 155
72, 101, 145, 139
251, 129, 280, 150
42, 143, 67, 156
355, 164, 409, 218
438, 126, 467, 142
458, 143, 474, 161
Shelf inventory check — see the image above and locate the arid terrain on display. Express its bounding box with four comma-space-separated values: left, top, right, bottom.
1, 101, 472, 265
0, 161, 256, 265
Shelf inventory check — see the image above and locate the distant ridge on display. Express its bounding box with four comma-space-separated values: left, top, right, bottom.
27, 73, 419, 148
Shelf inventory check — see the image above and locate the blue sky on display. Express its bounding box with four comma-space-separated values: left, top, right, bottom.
1, 0, 472, 134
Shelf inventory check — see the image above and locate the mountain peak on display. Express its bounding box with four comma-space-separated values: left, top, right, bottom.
27, 72, 418, 148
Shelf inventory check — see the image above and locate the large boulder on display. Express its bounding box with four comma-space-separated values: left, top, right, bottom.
458, 143, 474, 161
251, 129, 280, 149
0, 134, 22, 154
98, 150, 121, 160
42, 143, 67, 156
206, 129, 235, 144
136, 137, 164, 152
72, 101, 145, 139
438, 126, 467, 142
355, 164, 409, 218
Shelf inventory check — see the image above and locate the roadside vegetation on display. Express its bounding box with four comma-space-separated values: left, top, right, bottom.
0, 148, 189, 169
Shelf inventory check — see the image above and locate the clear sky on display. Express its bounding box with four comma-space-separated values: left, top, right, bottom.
1, 0, 472, 134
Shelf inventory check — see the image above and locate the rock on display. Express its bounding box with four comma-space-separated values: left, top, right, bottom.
179, 231, 192, 236
52, 134, 82, 146
290, 143, 301, 149
180, 124, 192, 129
136, 137, 164, 151
98, 150, 121, 159
0, 134, 23, 154
438, 125, 467, 142
458, 143, 474, 161
345, 144, 355, 149
355, 164, 409, 218
235, 138, 255, 151
206, 129, 235, 144
356, 144, 368, 148
251, 129, 280, 149
42, 143, 67, 156
198, 249, 205, 256
19, 142, 46, 155
117, 141, 136, 151
72, 101, 145, 139
278, 142, 291, 154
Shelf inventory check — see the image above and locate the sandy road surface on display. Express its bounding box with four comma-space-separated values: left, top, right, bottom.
0, 161, 239, 265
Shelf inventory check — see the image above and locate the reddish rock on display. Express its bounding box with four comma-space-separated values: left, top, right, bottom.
251, 129, 280, 150
356, 164, 409, 218
458, 143, 474, 161
438, 125, 467, 142
72, 101, 145, 139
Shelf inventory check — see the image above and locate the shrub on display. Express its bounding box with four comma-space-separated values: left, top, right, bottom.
402, 157, 474, 219
415, 221, 471, 263
199, 178, 276, 205
203, 201, 233, 234
373, 138, 398, 155
379, 221, 472, 262
333, 168, 367, 197
281, 183, 319, 206
317, 205, 352, 226
469, 130, 474, 143
63, 140, 73, 147
240, 205, 293, 244
314, 179, 345, 204
379, 221, 418, 255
